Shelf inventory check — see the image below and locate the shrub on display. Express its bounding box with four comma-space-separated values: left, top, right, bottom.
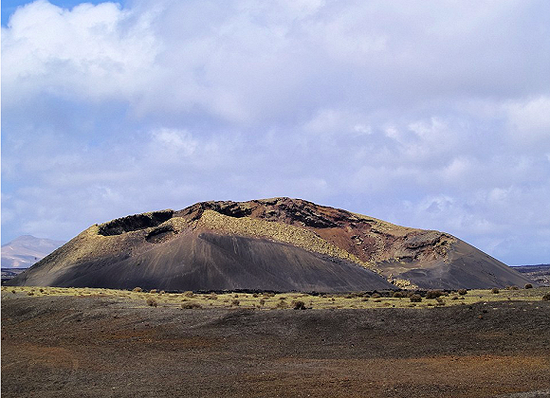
146, 297, 158, 307
183, 291, 195, 297
393, 291, 404, 298
293, 300, 306, 310
541, 293, 550, 301
507, 286, 519, 290
524, 283, 533, 289
150, 289, 158, 294
435, 297, 445, 306
371, 293, 381, 299
133, 287, 142, 292
491, 288, 500, 294
209, 293, 218, 300
426, 290, 444, 299
259, 299, 266, 306
458, 289, 467, 295
231, 299, 240, 306
182, 302, 202, 309
276, 300, 288, 309
409, 294, 422, 302
159, 290, 165, 295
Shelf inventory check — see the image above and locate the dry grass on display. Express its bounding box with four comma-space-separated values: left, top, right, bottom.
3, 286, 550, 310
196, 210, 371, 269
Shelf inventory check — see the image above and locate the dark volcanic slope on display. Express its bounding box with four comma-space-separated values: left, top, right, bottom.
7, 197, 533, 291
398, 240, 535, 290
12, 232, 392, 292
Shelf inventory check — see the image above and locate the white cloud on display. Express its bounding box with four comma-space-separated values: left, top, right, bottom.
5, 0, 548, 124
440, 157, 471, 181
150, 128, 198, 158
505, 96, 550, 150
302, 109, 375, 140
353, 124, 372, 136
2, 0, 160, 103
2, 0, 550, 264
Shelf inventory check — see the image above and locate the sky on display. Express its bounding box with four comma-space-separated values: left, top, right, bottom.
2, 0, 550, 265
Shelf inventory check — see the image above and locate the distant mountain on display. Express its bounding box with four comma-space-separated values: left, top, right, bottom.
514, 264, 550, 286
7, 198, 535, 291
1, 235, 65, 268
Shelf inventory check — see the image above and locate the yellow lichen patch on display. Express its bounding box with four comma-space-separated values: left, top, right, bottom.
196, 210, 373, 269
350, 212, 417, 237
162, 217, 190, 233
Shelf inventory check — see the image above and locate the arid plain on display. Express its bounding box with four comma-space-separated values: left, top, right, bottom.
2, 286, 550, 398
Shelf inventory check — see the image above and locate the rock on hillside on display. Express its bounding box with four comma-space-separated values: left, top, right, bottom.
7, 198, 533, 291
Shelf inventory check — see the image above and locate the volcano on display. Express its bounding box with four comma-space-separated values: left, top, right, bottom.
7, 198, 532, 291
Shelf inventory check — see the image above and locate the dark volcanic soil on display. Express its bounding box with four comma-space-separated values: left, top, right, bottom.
2, 295, 550, 398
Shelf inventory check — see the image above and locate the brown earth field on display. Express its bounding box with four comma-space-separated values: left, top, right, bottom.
2, 287, 550, 398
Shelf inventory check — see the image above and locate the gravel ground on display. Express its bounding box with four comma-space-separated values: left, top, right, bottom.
2, 294, 550, 397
